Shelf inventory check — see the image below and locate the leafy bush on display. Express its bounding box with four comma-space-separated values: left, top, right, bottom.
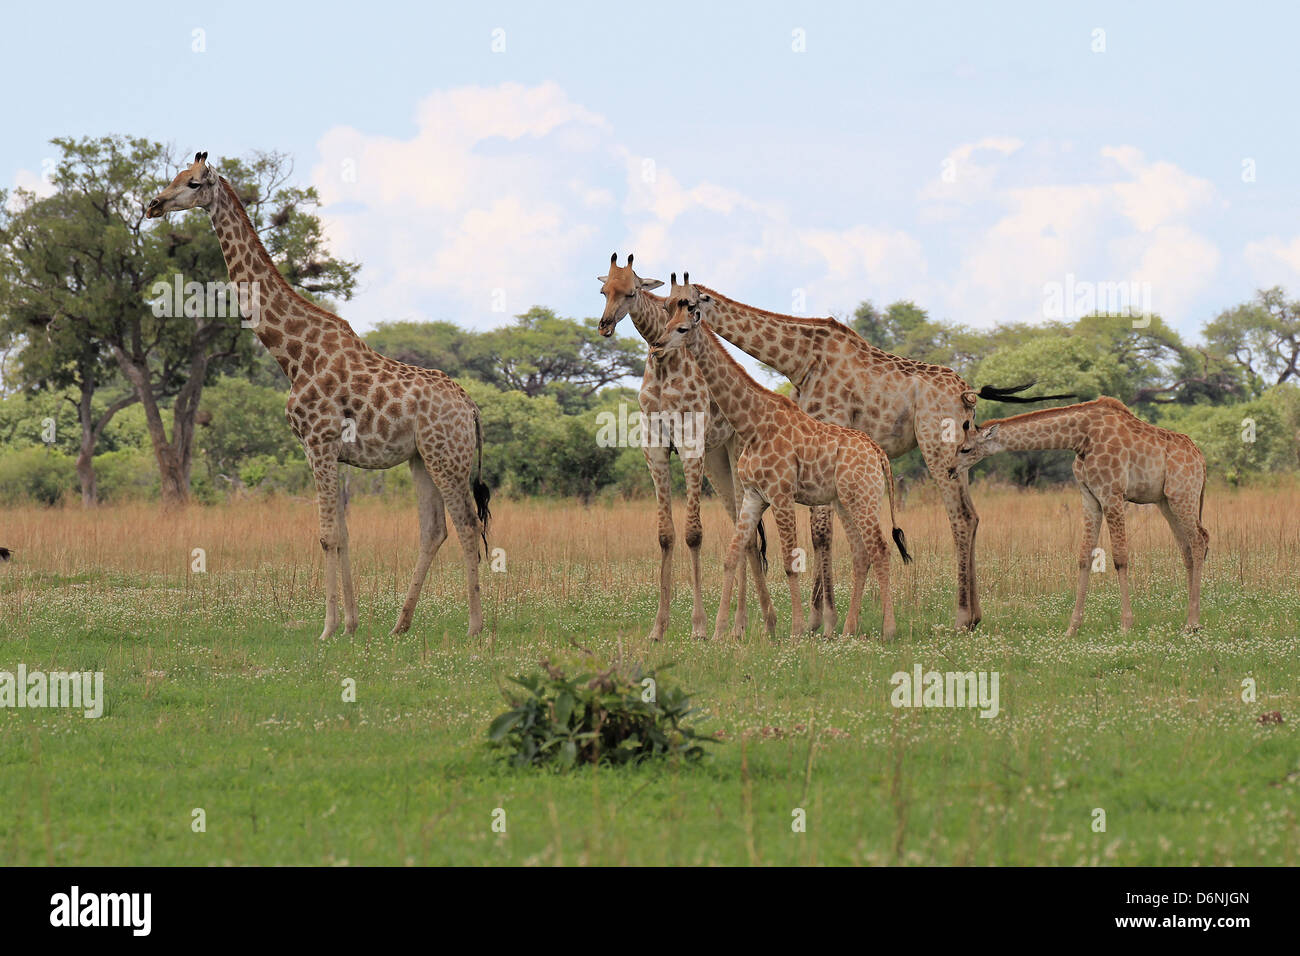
0, 446, 76, 505
487, 655, 715, 769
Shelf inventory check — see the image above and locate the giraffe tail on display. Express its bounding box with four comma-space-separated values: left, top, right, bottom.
977, 382, 1075, 404
882, 455, 912, 564
472, 407, 491, 555
755, 518, 769, 573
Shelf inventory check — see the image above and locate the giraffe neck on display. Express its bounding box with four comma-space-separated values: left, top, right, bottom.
206, 178, 358, 379
627, 289, 668, 343
984, 405, 1091, 453
696, 286, 819, 382
684, 322, 782, 438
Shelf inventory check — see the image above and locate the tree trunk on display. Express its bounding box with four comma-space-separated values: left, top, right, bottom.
75, 384, 99, 507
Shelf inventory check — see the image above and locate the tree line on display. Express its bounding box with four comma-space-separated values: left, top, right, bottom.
1, 135, 1297, 508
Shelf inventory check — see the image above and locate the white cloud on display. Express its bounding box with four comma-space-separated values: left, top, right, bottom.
5, 167, 56, 211
931, 145, 1220, 327
305, 85, 1223, 340
1243, 235, 1300, 289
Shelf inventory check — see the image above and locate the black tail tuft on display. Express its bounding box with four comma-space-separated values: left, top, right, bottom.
473, 478, 491, 554
756, 518, 769, 573
977, 382, 1075, 404
892, 527, 912, 565
0, 547, 10, 562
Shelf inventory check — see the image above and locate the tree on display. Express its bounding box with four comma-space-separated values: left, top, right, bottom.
476, 308, 645, 411
0, 140, 161, 504
1203, 287, 1300, 398
850, 300, 989, 379
366, 320, 480, 376
0, 136, 358, 506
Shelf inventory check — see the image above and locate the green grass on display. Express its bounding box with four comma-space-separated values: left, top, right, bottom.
2, 555, 1296, 865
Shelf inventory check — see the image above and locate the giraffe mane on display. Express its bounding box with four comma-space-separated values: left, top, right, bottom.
217, 178, 360, 338
695, 285, 964, 380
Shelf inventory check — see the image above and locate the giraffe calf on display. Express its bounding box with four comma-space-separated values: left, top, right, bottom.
654, 299, 912, 640
953, 397, 1209, 634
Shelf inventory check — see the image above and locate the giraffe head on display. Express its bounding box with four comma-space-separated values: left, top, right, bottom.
650, 285, 702, 356
949, 422, 1003, 478
596, 253, 663, 336
664, 270, 704, 315
145, 151, 218, 219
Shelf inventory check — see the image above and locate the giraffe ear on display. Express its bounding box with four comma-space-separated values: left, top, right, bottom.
640, 277, 664, 291
981, 424, 1000, 441
596, 275, 608, 283
697, 292, 712, 304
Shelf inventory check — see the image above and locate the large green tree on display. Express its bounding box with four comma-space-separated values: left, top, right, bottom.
0, 136, 358, 505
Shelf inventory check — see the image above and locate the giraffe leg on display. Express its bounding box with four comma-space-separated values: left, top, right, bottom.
644, 445, 675, 642
337, 472, 358, 635
833, 500, 870, 639
1104, 502, 1132, 631
682, 453, 709, 640
770, 496, 804, 637
707, 445, 776, 638
922, 440, 980, 630
715, 489, 765, 641
808, 506, 835, 634
439, 479, 484, 637
1067, 486, 1103, 637
308, 449, 342, 642
392, 456, 448, 635
1160, 493, 1207, 631
734, 451, 777, 637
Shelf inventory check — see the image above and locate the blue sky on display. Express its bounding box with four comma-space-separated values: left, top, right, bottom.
6, 0, 1300, 342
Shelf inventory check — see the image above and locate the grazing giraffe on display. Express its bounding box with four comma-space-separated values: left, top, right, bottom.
952, 397, 1209, 634
146, 152, 490, 640
681, 281, 1068, 632
597, 256, 776, 640
653, 296, 912, 640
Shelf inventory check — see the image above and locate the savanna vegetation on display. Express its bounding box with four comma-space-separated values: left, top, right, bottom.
2, 137, 1299, 511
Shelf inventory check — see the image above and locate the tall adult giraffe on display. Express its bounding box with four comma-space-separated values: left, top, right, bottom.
682, 281, 1068, 631
652, 296, 911, 640
146, 152, 490, 640
597, 256, 775, 640
952, 397, 1209, 634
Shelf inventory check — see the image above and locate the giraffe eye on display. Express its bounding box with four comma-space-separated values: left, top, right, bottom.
187, 182, 202, 189
677, 325, 689, 333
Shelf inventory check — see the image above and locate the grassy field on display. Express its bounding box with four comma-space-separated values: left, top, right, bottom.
0, 479, 1296, 865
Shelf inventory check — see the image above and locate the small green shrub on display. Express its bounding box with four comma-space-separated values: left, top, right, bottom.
487, 655, 715, 769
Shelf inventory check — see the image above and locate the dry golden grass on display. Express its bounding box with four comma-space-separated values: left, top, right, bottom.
1, 478, 1295, 636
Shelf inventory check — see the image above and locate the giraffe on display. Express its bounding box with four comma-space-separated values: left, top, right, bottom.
597, 256, 776, 640
952, 397, 1209, 634
653, 294, 912, 640
680, 281, 1069, 632
146, 152, 491, 640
